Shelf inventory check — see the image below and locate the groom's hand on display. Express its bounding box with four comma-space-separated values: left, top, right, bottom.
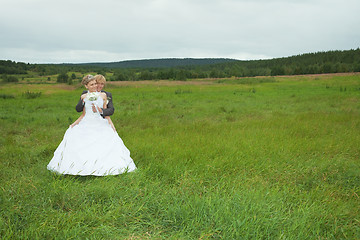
96, 106, 103, 114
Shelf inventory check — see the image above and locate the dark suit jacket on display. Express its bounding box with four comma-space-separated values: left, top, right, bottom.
75, 90, 114, 118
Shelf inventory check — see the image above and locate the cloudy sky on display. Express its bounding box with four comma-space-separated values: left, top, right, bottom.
1, 0, 359, 63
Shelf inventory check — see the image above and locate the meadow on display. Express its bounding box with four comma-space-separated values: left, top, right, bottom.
0, 73, 359, 239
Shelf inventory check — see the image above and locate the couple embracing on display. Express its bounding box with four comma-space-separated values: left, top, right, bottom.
47, 74, 137, 176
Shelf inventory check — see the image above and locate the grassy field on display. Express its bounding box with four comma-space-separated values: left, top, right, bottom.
1, 73, 359, 239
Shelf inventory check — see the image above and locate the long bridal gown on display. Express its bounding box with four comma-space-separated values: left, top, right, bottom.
47, 92, 136, 176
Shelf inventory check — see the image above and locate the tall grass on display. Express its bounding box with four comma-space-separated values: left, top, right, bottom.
1, 74, 359, 239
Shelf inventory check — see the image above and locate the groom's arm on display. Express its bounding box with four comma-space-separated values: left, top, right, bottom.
75, 91, 87, 112
101, 92, 114, 117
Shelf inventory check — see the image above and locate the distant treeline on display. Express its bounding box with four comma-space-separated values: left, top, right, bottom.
78, 58, 237, 69
1, 49, 359, 82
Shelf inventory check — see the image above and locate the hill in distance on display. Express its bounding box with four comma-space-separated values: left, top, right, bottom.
75, 58, 238, 69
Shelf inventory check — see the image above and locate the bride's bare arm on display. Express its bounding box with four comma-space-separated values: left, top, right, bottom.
105, 116, 116, 131
70, 108, 85, 128
70, 94, 88, 128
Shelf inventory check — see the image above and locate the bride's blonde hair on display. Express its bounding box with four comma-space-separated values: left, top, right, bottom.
81, 74, 95, 85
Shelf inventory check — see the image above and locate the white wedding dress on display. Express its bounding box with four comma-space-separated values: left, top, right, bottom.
47, 92, 136, 176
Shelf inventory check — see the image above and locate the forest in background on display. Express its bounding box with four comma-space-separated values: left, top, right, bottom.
1, 48, 359, 83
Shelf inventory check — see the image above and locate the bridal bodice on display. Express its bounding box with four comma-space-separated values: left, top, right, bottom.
84, 92, 104, 118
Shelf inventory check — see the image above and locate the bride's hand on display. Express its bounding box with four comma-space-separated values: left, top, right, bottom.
92, 103, 97, 113
96, 106, 103, 114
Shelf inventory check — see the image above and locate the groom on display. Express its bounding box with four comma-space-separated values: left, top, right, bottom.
75, 74, 114, 118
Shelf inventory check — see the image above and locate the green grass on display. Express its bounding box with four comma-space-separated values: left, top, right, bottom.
1, 74, 359, 239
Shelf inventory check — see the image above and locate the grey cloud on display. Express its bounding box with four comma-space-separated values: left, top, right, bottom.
0, 0, 359, 63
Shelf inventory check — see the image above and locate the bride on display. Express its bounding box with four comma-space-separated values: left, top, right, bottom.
47, 75, 137, 176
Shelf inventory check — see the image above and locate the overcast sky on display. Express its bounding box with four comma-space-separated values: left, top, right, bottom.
0, 0, 359, 63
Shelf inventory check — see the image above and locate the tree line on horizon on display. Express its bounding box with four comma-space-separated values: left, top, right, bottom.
1, 49, 359, 83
